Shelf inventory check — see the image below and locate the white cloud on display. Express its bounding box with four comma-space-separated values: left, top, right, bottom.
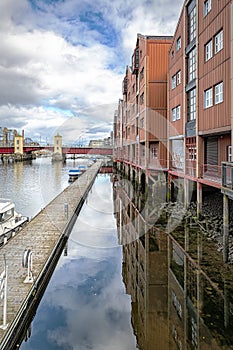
0, 0, 183, 142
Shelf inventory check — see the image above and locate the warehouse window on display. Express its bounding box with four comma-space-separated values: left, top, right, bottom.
204, 87, 213, 109
215, 82, 223, 104
205, 40, 212, 61
215, 30, 223, 54
204, 0, 211, 16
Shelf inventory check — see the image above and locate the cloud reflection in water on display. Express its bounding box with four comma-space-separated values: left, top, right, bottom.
21, 175, 137, 350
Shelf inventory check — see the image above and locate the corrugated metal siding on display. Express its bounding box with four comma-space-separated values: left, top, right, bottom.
197, 136, 204, 177
199, 7, 231, 77
148, 110, 167, 141
218, 134, 231, 164
160, 142, 168, 168
198, 0, 231, 35
148, 82, 167, 108
198, 56, 231, 131
168, 7, 184, 66
169, 120, 184, 138
168, 7, 185, 140
206, 137, 218, 165
198, 0, 231, 131
148, 42, 171, 81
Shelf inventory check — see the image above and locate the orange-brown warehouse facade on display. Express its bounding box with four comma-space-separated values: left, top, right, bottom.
114, 0, 233, 243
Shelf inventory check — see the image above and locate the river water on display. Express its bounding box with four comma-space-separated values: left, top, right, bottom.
0, 158, 233, 349
1, 158, 137, 349
0, 157, 70, 219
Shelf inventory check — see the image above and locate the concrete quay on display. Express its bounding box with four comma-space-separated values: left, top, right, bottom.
0, 161, 102, 349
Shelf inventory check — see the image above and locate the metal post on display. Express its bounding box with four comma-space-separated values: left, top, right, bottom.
27, 252, 33, 282
64, 203, 68, 219
3, 265, 7, 329
222, 163, 226, 187
23, 249, 33, 283
0, 255, 8, 330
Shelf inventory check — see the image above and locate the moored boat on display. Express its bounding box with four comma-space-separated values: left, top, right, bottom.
77, 164, 87, 172
68, 168, 82, 182
0, 199, 29, 245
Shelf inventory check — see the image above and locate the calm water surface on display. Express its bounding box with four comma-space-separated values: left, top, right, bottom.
0, 159, 136, 350
1, 158, 233, 349
19, 172, 137, 350
0, 157, 71, 218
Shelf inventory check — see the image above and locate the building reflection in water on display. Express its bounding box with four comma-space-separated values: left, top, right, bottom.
113, 174, 233, 350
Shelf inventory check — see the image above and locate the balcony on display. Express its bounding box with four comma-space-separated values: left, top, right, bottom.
222, 162, 233, 198
122, 77, 128, 95
171, 160, 184, 172
132, 47, 139, 74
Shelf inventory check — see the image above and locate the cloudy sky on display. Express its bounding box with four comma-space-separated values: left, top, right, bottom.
0, 0, 183, 145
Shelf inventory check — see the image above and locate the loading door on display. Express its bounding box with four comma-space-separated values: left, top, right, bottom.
205, 137, 218, 173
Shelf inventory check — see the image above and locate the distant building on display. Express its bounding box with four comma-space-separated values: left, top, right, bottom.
0, 127, 17, 146
89, 137, 112, 148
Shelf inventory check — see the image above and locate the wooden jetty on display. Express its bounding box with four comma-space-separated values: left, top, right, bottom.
0, 161, 102, 349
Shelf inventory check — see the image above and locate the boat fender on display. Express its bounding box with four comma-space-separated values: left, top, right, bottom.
22, 249, 31, 268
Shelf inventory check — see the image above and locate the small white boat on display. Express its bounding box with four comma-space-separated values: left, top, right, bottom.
0, 199, 28, 245
68, 168, 82, 182
77, 165, 87, 172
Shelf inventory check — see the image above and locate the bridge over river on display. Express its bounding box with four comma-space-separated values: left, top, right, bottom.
0, 145, 112, 155
0, 134, 112, 162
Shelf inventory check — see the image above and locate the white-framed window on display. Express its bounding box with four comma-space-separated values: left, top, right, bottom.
215, 82, 223, 104
205, 40, 213, 61
189, 5, 197, 43
172, 71, 181, 89
204, 0, 211, 16
172, 105, 181, 121
176, 105, 181, 120
172, 108, 176, 121
188, 146, 197, 161
151, 146, 158, 159
172, 75, 176, 89
204, 87, 213, 108
188, 48, 196, 82
176, 37, 181, 51
188, 88, 196, 120
215, 30, 223, 54
177, 70, 181, 85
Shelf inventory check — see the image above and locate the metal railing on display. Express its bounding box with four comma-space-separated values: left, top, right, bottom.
202, 164, 222, 183
171, 161, 184, 171
185, 164, 196, 177
222, 162, 233, 189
